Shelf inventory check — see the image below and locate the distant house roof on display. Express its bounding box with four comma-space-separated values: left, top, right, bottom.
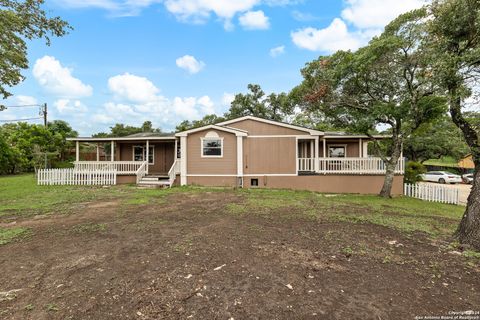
125, 132, 175, 138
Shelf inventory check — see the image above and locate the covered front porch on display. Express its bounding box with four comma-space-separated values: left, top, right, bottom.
297, 136, 405, 175
68, 135, 181, 186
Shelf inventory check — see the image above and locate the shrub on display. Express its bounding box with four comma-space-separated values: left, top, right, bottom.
404, 161, 426, 184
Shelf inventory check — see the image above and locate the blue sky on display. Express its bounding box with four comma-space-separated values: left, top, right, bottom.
1, 0, 425, 135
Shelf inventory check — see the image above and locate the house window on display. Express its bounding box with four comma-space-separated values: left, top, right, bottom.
328, 145, 346, 158
133, 145, 154, 164
251, 178, 258, 187
201, 132, 223, 157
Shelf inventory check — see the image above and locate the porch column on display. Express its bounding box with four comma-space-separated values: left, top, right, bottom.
96, 144, 100, 161
237, 136, 243, 177
323, 138, 326, 158
180, 136, 187, 186
314, 136, 319, 172
174, 139, 178, 159
359, 138, 363, 157
146, 139, 149, 174
111, 141, 114, 162
363, 141, 369, 157
75, 141, 80, 162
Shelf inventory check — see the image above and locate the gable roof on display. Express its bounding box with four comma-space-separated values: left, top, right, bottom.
216, 116, 324, 136
175, 124, 248, 137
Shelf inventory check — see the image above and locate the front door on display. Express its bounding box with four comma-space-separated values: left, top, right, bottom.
150, 143, 175, 174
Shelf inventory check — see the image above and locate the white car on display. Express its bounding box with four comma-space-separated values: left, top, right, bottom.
420, 171, 463, 184
462, 173, 474, 184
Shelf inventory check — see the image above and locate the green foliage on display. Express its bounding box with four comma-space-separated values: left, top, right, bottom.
93, 121, 162, 137
176, 114, 225, 132
404, 161, 427, 184
0, 0, 71, 106
404, 116, 470, 162
0, 120, 77, 174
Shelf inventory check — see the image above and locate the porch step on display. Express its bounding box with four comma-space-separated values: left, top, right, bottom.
138, 178, 171, 188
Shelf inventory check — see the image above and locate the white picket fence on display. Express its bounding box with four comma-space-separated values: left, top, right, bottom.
37, 168, 117, 186
404, 183, 459, 205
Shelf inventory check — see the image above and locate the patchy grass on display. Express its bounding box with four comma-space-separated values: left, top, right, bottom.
0, 174, 466, 239
0, 227, 31, 245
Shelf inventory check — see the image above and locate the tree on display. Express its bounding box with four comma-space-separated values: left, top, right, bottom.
175, 114, 225, 132
427, 0, 480, 249
226, 84, 295, 121
48, 120, 78, 161
403, 116, 470, 162
93, 121, 161, 137
294, 9, 446, 197
0, 0, 70, 109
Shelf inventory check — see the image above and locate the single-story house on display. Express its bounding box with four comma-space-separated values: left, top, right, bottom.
67, 116, 405, 194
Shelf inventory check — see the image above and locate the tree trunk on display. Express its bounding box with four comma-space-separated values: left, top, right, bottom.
379, 136, 403, 198
380, 160, 398, 198
456, 167, 480, 250
449, 90, 480, 250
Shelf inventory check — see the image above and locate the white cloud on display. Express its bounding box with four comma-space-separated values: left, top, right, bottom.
14, 95, 38, 106
33, 56, 93, 98
341, 0, 426, 29
55, 99, 88, 114
176, 55, 205, 74
270, 45, 285, 57
92, 73, 218, 127
291, 18, 364, 52
108, 73, 159, 103
164, 0, 259, 24
222, 92, 235, 106
239, 10, 270, 30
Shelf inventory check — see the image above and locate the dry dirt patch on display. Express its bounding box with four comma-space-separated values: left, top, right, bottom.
0, 191, 478, 320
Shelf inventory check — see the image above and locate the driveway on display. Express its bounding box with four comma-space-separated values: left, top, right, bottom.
419, 182, 472, 206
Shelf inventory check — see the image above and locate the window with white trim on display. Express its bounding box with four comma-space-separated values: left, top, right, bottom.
201, 131, 223, 157
133, 145, 154, 164
202, 138, 222, 157
328, 145, 346, 158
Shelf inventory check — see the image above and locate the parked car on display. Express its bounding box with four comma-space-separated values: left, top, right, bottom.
462, 173, 474, 184
420, 171, 462, 184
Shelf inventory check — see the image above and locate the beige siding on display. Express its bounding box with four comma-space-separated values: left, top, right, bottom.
226, 119, 308, 135
187, 129, 237, 175
244, 137, 296, 174
243, 175, 404, 195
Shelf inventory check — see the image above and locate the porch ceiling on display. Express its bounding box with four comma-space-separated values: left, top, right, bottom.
67, 136, 177, 142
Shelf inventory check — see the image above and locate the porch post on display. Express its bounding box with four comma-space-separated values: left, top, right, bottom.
174, 139, 178, 159
314, 136, 319, 172
111, 140, 114, 162
180, 136, 187, 186
96, 144, 100, 161
75, 141, 80, 162
323, 138, 326, 158
359, 138, 363, 157
146, 139, 149, 174
237, 136, 243, 184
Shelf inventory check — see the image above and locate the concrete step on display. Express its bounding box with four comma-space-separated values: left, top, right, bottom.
138, 179, 171, 187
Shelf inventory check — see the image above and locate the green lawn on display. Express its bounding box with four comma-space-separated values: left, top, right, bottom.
0, 174, 466, 244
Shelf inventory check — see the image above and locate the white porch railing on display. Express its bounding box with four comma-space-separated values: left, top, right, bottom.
298, 158, 315, 172
298, 157, 405, 174
167, 160, 180, 187
135, 161, 148, 184
37, 168, 117, 186
404, 183, 459, 205
74, 161, 145, 175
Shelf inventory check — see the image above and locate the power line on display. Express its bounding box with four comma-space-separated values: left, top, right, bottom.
3, 104, 42, 108
0, 117, 43, 122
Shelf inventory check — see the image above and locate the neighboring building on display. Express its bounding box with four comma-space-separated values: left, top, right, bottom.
458, 154, 475, 171
67, 116, 405, 194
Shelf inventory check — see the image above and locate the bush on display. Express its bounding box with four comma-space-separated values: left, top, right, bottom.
404, 161, 426, 184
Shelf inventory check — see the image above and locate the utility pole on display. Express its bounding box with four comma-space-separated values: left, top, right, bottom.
42, 103, 47, 128
41, 103, 48, 169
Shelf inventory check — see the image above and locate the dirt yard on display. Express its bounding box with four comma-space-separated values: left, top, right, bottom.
0, 186, 479, 319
